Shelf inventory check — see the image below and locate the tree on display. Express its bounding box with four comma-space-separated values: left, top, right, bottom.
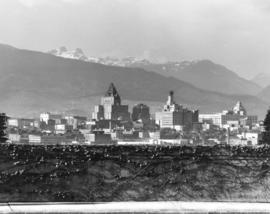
0, 113, 8, 143
262, 108, 270, 144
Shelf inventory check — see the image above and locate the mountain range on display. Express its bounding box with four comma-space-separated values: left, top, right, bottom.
251, 73, 270, 88
48, 46, 151, 66
128, 60, 262, 96
249, 73, 270, 102
48, 47, 262, 96
0, 44, 267, 118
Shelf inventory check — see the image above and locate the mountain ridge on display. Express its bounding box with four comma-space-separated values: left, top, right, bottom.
0, 44, 266, 118
48, 47, 261, 96
251, 73, 270, 88
127, 59, 261, 96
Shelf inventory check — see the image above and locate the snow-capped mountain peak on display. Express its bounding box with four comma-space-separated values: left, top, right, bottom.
47, 47, 152, 66
48, 47, 88, 61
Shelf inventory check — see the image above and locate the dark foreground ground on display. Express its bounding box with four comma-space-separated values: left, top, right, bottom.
0, 144, 270, 202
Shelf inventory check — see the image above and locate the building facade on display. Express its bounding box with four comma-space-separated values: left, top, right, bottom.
40, 112, 62, 124
155, 91, 198, 130
199, 101, 258, 128
132, 103, 150, 122
92, 83, 130, 121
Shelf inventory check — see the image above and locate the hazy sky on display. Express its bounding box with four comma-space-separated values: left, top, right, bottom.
0, 0, 270, 79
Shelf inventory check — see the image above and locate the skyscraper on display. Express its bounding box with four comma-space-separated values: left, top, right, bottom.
92, 83, 130, 121
132, 103, 150, 122
155, 91, 198, 130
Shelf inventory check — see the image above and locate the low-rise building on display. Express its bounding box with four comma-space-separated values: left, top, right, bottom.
159, 139, 190, 145
199, 101, 258, 129
149, 131, 160, 140
86, 131, 112, 145
117, 139, 154, 145
29, 134, 41, 144
8, 118, 19, 127
28, 134, 71, 145
65, 116, 87, 129
55, 124, 65, 134
41, 135, 69, 145
139, 131, 150, 139
8, 133, 21, 142
236, 132, 260, 146
40, 112, 62, 124
56, 124, 73, 134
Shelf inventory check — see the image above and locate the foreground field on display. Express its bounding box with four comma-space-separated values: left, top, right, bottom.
0, 144, 270, 202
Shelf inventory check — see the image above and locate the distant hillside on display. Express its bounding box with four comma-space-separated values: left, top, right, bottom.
0, 44, 267, 118
258, 85, 270, 102
48, 47, 261, 96
251, 73, 270, 88
128, 60, 261, 96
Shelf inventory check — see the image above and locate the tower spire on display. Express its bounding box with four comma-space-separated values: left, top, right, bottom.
105, 82, 121, 105
167, 90, 174, 105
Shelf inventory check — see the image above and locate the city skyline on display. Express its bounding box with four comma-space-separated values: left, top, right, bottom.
5, 82, 261, 146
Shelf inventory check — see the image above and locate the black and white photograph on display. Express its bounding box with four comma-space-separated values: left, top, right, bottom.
1, 0, 270, 213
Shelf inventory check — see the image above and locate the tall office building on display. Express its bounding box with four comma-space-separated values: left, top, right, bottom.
132, 103, 150, 122
92, 83, 130, 121
155, 91, 198, 130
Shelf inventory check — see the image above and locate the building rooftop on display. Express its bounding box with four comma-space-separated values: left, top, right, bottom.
233, 101, 247, 116
104, 82, 121, 105
105, 83, 120, 97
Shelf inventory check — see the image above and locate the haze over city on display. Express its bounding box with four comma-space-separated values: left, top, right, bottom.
0, 0, 270, 79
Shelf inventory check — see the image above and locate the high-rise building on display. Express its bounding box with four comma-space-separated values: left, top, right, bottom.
132, 103, 150, 122
92, 83, 130, 121
233, 101, 247, 116
199, 101, 257, 128
155, 91, 198, 130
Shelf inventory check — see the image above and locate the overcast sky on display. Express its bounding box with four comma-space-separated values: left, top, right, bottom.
0, 0, 270, 79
